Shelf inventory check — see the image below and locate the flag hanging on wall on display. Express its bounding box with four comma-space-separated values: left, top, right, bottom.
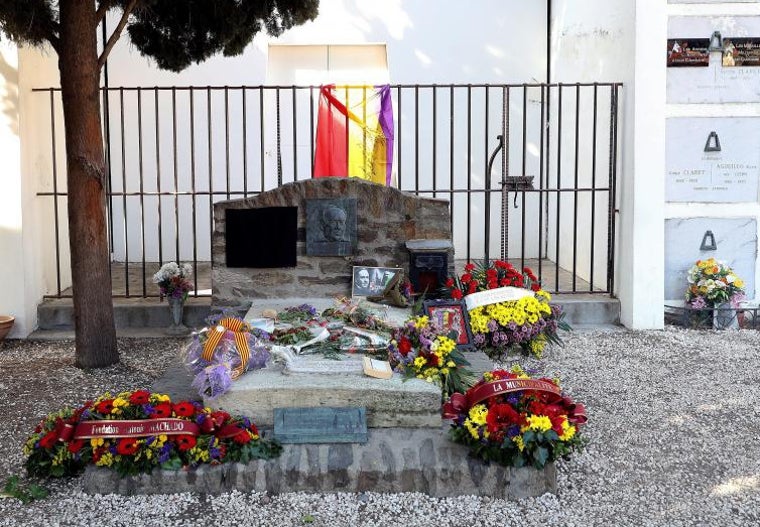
313, 84, 394, 186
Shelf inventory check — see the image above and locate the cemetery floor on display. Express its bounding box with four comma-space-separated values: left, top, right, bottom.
0, 329, 759, 526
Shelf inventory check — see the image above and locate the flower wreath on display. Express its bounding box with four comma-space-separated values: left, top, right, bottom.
24, 390, 281, 478
444, 367, 587, 469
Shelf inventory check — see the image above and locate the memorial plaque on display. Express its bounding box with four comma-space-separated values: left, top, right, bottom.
273, 407, 368, 444
667, 39, 709, 67
667, 17, 760, 103
305, 198, 357, 256
666, 117, 760, 203
722, 38, 760, 67
664, 218, 756, 301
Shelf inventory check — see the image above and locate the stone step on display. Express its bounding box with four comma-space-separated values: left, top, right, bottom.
36, 294, 619, 332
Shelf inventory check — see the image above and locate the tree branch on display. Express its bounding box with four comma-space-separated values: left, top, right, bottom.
97, 0, 138, 70
96, 1, 117, 24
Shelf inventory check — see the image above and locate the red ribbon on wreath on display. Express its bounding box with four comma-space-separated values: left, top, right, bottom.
443, 377, 587, 425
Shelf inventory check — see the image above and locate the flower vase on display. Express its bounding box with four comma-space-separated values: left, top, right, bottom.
713, 302, 739, 330
166, 296, 190, 336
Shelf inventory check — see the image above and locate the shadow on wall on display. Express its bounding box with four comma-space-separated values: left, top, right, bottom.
0, 48, 19, 137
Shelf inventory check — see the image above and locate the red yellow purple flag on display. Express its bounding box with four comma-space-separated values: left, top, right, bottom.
313, 84, 394, 186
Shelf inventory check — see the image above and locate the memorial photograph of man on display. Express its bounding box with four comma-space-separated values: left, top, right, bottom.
352, 267, 373, 296
306, 198, 358, 256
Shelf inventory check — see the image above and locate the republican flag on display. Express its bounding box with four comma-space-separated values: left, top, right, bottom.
313, 84, 394, 186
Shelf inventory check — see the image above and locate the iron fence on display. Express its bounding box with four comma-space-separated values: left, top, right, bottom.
34, 82, 621, 298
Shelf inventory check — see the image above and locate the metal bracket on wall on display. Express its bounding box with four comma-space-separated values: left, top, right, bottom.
700, 230, 717, 251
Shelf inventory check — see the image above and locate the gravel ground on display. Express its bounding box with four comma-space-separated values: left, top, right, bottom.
1, 328, 759, 526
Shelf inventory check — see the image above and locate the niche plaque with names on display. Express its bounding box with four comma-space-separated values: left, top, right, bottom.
666, 117, 760, 202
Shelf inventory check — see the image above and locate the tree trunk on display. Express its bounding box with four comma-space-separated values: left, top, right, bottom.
59, 1, 118, 368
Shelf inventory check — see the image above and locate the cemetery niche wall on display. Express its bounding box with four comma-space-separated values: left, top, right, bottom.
212, 178, 453, 307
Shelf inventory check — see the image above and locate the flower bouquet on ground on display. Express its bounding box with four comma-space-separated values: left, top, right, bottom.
444, 367, 587, 469
445, 261, 569, 361
24, 390, 281, 478
182, 313, 270, 398
153, 262, 193, 301
685, 258, 745, 308
387, 315, 476, 396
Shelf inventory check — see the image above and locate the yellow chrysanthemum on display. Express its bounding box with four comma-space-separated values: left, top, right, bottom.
523, 414, 553, 433
513, 435, 525, 451
559, 419, 576, 441
468, 404, 489, 426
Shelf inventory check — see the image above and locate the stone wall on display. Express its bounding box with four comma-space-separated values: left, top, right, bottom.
212, 179, 452, 306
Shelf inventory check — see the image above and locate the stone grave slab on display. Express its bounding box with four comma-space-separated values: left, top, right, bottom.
205, 355, 443, 428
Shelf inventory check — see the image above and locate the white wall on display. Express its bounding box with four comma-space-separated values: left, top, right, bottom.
0, 42, 63, 336
665, 4, 760, 305
552, 0, 666, 328
96, 0, 550, 264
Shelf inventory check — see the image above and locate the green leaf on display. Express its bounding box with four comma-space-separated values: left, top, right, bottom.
302, 514, 315, 524
522, 431, 535, 444
535, 446, 549, 467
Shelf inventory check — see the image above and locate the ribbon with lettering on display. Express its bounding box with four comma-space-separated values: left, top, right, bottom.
443, 378, 587, 425
69, 418, 201, 440
202, 317, 251, 379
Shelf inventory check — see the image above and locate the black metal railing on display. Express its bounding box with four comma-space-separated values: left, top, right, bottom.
34, 82, 621, 298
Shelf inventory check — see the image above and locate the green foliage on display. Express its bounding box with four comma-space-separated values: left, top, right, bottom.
1, 475, 48, 504
0, 0, 319, 72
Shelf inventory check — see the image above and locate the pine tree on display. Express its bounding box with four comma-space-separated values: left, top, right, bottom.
0, 0, 318, 367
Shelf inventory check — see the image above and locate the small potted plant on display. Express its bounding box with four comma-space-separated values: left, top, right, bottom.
0, 315, 14, 342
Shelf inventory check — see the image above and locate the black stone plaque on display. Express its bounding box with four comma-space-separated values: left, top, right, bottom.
273, 407, 368, 444
225, 207, 297, 268
667, 39, 710, 67
305, 198, 357, 256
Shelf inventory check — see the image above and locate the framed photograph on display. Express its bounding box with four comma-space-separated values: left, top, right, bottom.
352, 266, 402, 297
422, 299, 474, 350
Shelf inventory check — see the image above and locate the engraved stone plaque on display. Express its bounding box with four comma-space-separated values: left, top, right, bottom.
273, 407, 368, 444
665, 218, 756, 301
305, 198, 357, 256
667, 17, 760, 103
666, 117, 760, 202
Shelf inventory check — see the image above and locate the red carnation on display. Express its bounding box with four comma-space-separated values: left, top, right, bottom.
398, 337, 412, 355
486, 404, 523, 434
249, 423, 259, 436
445, 278, 455, 288
451, 288, 463, 300
129, 390, 151, 405
39, 431, 58, 449
212, 411, 231, 427
427, 354, 440, 367
116, 438, 139, 456
150, 402, 172, 419
468, 281, 477, 294
95, 399, 115, 414
464, 263, 475, 272
67, 439, 85, 454
175, 435, 197, 452
461, 273, 472, 284
173, 401, 196, 418
531, 283, 541, 292
233, 430, 251, 444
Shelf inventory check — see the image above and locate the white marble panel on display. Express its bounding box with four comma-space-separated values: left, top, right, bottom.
666, 117, 760, 202
665, 217, 756, 300
668, 16, 760, 103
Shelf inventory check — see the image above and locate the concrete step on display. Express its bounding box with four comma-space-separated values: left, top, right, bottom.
37, 297, 212, 331
36, 293, 619, 331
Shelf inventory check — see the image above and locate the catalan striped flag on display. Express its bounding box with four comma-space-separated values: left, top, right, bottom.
313, 84, 394, 186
